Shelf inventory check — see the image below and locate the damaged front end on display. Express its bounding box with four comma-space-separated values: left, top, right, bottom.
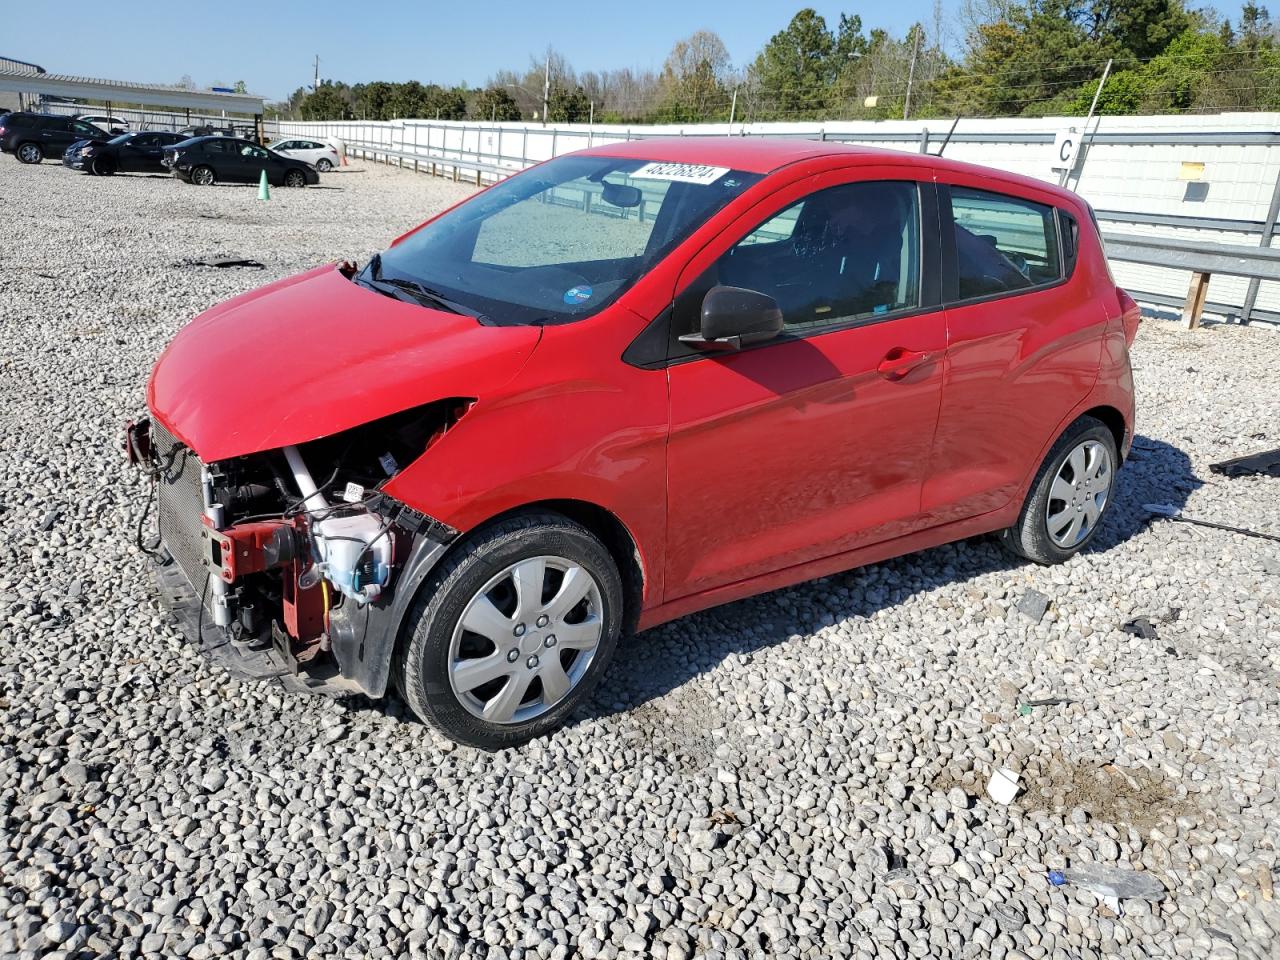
127, 402, 469, 697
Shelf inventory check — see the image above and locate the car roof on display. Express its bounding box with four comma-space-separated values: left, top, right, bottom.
579, 136, 1079, 204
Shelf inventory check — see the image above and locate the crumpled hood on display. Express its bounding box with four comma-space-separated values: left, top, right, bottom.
148, 264, 541, 461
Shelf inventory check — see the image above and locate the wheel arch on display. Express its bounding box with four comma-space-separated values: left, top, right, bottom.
1080, 404, 1127, 465
420, 498, 645, 639
337, 497, 646, 701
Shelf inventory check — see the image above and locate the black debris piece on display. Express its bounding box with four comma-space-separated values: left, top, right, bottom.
1121, 617, 1159, 640
177, 257, 266, 270
1210, 447, 1280, 479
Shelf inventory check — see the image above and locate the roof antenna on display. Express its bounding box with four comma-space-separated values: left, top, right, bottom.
934, 117, 960, 157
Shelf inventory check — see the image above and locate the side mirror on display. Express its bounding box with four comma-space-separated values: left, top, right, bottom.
679, 285, 784, 352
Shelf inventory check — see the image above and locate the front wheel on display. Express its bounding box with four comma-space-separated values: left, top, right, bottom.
91, 156, 115, 176
1002, 416, 1117, 564
16, 143, 42, 164
398, 512, 623, 750
283, 169, 306, 188
190, 165, 215, 186
315, 158, 333, 172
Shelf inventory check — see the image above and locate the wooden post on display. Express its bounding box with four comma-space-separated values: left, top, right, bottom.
1182, 271, 1210, 329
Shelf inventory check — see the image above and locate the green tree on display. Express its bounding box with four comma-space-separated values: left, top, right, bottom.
300, 82, 352, 120
472, 86, 522, 121
752, 8, 837, 116
547, 84, 591, 122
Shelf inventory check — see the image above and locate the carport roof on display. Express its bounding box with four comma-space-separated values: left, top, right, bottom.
0, 70, 265, 114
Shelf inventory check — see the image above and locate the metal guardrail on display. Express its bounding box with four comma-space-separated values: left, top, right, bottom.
1102, 232, 1280, 327
1102, 234, 1280, 280
343, 141, 512, 185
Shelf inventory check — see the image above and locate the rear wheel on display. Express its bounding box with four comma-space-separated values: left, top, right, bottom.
91, 156, 115, 176
398, 512, 623, 750
1002, 416, 1117, 564
315, 158, 333, 172
190, 165, 215, 186
283, 168, 307, 188
16, 142, 42, 164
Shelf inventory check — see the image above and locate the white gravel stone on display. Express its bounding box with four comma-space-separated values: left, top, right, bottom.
0, 156, 1278, 960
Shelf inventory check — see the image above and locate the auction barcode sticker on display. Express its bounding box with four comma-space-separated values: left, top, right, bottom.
629, 162, 729, 185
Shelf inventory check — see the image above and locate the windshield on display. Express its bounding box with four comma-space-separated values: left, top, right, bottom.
371, 155, 762, 325
109, 134, 131, 145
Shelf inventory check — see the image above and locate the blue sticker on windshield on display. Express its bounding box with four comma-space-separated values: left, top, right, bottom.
563, 285, 593, 305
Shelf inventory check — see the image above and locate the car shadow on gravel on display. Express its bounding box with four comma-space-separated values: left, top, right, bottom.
566, 433, 1199, 728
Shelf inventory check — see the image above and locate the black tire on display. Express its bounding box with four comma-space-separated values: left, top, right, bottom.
315, 158, 332, 172
91, 156, 115, 176
15, 142, 42, 164
398, 511, 623, 750
190, 165, 215, 186
1001, 416, 1118, 565
283, 169, 306, 188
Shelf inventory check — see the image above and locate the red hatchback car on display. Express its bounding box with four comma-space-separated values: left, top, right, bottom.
130, 138, 1138, 748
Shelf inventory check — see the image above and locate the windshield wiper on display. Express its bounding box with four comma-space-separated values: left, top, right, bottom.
359, 253, 486, 320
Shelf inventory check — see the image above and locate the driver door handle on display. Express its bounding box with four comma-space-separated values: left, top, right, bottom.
877, 347, 935, 379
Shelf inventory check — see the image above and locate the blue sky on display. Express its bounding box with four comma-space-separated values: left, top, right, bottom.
6, 0, 1248, 101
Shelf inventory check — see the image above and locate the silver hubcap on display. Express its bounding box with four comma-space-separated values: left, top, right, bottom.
19, 145, 38, 162
449, 556, 603, 725
194, 168, 212, 185
1046, 439, 1113, 548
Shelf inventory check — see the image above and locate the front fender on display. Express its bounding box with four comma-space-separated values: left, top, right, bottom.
382, 329, 669, 610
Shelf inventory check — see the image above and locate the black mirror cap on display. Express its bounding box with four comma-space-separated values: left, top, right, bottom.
601, 181, 642, 208
698, 285, 784, 348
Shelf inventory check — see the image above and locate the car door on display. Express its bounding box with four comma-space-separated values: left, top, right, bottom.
919, 177, 1108, 527
663, 171, 946, 601
127, 134, 166, 172
59, 119, 101, 153
116, 134, 146, 172
239, 143, 272, 183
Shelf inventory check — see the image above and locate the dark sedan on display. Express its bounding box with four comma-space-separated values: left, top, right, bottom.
162, 136, 319, 187
63, 131, 189, 175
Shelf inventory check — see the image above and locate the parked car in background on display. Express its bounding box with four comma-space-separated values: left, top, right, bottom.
1, 112, 107, 163
76, 114, 130, 134
63, 130, 189, 175
269, 137, 340, 171
162, 136, 319, 187
128, 139, 1138, 749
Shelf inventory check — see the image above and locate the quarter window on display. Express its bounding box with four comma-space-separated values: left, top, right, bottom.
951, 187, 1060, 300
679, 180, 921, 336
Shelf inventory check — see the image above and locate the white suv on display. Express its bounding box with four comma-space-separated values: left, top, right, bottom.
269, 138, 340, 172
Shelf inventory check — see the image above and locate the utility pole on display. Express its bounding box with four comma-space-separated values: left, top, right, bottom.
728, 87, 738, 134
542, 56, 550, 126
1060, 57, 1112, 188
903, 26, 922, 121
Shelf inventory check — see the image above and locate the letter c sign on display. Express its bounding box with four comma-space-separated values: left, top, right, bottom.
1053, 129, 1081, 172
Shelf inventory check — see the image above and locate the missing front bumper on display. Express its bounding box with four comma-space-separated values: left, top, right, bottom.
153, 562, 364, 699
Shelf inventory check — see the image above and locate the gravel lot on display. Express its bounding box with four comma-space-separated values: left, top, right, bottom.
1, 156, 1279, 960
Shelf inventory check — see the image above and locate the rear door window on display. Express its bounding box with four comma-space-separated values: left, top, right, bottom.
950, 186, 1061, 300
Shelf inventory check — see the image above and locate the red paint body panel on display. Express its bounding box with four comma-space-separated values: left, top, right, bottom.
384, 308, 671, 608
147, 264, 541, 461
661, 162, 948, 600
147, 139, 1135, 635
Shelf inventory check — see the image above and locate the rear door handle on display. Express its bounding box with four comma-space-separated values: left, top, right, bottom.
877, 347, 935, 379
